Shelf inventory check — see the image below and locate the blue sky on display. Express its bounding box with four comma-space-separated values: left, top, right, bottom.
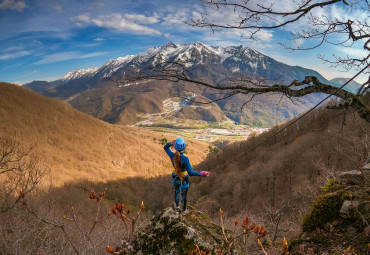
0, 0, 368, 84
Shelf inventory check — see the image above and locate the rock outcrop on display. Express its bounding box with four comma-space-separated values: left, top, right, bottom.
291, 167, 370, 254
119, 205, 243, 254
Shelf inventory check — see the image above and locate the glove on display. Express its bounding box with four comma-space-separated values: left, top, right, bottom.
200, 171, 209, 177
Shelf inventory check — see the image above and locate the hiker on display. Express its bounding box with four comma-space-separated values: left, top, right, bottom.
164, 138, 210, 213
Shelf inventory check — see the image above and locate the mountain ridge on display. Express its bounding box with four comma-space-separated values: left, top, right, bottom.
25, 41, 361, 96
23, 41, 352, 127
24, 41, 331, 97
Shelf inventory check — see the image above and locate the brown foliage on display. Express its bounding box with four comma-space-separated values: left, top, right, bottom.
2, 188, 145, 255
194, 102, 369, 240
0, 82, 209, 186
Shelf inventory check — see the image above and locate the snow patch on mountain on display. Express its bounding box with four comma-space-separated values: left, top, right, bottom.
98, 55, 135, 78
213, 46, 233, 60
62, 67, 98, 81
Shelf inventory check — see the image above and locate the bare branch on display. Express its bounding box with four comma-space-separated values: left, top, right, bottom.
0, 137, 46, 213
190, 0, 370, 71
122, 59, 369, 122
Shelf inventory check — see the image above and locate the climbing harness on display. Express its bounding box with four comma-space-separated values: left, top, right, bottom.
171, 170, 189, 189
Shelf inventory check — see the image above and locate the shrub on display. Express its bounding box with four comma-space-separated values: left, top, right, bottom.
320, 179, 339, 193
160, 138, 168, 145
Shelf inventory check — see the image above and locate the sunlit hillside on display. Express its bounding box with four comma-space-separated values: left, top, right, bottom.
0, 82, 210, 186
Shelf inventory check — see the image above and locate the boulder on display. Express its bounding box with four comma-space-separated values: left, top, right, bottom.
339, 170, 364, 185
130, 205, 243, 255
339, 200, 359, 219
363, 163, 370, 170
362, 163, 370, 180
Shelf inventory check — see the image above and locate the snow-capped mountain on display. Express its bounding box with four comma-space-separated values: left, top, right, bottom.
62, 67, 99, 81
25, 41, 330, 98
95, 55, 135, 78
24, 41, 335, 126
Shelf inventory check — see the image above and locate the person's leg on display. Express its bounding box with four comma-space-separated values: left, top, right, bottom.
173, 180, 181, 209
181, 188, 188, 211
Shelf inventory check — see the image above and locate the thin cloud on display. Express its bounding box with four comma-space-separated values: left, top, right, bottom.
0, 50, 30, 60
0, 0, 27, 11
73, 13, 161, 35
253, 30, 273, 42
162, 10, 188, 25
33, 51, 108, 65
4, 46, 24, 52
293, 38, 304, 48
338, 46, 367, 58
54, 5, 63, 13
92, 13, 161, 35
33, 40, 43, 46
124, 13, 159, 24
204, 29, 274, 46
94, 38, 105, 41
73, 13, 90, 22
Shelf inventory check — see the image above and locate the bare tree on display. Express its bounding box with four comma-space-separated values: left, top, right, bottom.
189, 0, 369, 73
0, 136, 46, 213
121, 0, 369, 122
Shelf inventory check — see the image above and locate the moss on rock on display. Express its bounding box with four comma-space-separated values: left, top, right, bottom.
302, 192, 345, 232
290, 169, 369, 255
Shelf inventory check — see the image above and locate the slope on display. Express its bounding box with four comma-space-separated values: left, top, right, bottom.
0, 82, 210, 186
187, 97, 369, 230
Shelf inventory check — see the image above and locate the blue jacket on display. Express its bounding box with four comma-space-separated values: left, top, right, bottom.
164, 142, 201, 177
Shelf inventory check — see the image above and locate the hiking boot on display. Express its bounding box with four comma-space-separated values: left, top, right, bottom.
173, 205, 180, 212
182, 209, 189, 215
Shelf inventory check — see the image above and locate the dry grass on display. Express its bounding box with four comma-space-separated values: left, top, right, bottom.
0, 82, 210, 186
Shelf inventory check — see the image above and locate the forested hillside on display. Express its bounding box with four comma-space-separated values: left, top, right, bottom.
0, 82, 209, 185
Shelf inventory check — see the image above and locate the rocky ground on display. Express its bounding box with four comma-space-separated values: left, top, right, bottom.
289, 163, 370, 255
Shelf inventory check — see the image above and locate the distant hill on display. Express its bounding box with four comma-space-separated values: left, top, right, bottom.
25, 41, 331, 127
0, 82, 209, 185
330, 77, 362, 94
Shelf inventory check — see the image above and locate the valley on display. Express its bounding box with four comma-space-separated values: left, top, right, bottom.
133, 96, 268, 141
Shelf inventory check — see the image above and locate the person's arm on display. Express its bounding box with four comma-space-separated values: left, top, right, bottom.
183, 157, 201, 176
184, 156, 210, 177
184, 158, 210, 177
164, 141, 175, 159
